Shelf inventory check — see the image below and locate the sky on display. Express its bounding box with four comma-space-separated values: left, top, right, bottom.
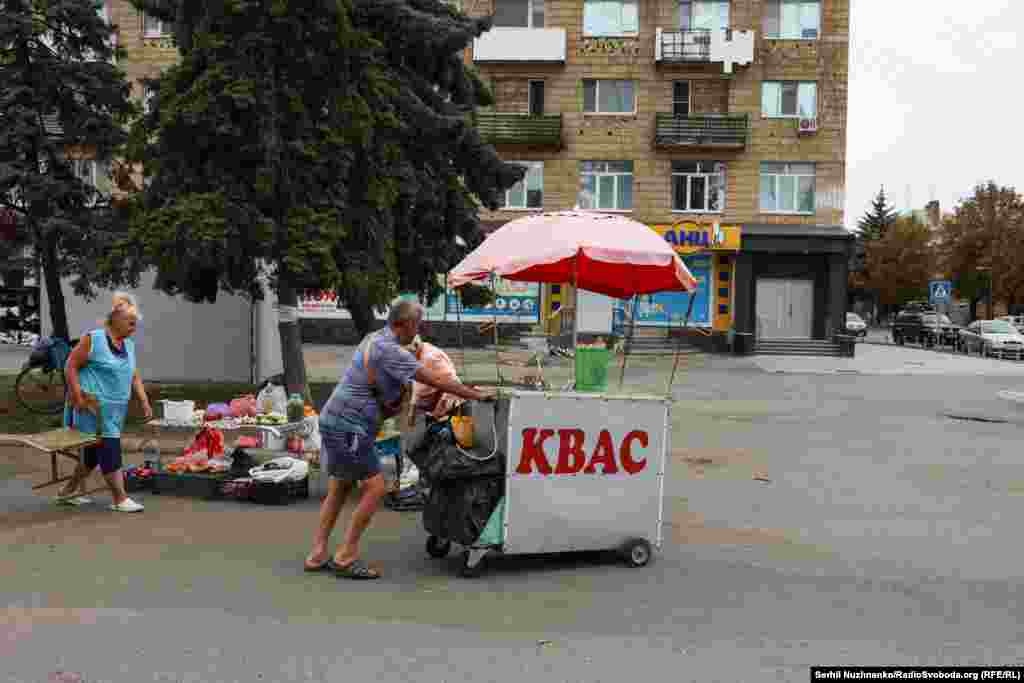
845, 0, 1023, 230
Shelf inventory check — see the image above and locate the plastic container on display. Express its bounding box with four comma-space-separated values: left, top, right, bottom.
451, 415, 475, 448
575, 347, 610, 392
161, 400, 195, 422
375, 436, 401, 483
140, 439, 161, 472
287, 394, 305, 423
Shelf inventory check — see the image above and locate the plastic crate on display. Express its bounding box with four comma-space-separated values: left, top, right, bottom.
151, 472, 228, 499
575, 347, 610, 392
122, 468, 154, 493
249, 477, 310, 505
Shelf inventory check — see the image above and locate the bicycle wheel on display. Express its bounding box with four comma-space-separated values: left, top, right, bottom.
15, 365, 68, 415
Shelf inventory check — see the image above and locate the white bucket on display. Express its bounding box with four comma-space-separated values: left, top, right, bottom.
161, 400, 195, 422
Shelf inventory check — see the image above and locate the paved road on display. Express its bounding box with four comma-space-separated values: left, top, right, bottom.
0, 343, 29, 373
4, 345, 1024, 681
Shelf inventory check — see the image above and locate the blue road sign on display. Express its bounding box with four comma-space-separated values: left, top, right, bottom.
929, 280, 952, 304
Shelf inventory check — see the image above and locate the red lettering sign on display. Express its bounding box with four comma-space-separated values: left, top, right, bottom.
516, 428, 650, 475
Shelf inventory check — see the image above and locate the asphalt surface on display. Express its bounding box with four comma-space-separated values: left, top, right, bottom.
0, 343, 29, 373
4, 344, 1024, 681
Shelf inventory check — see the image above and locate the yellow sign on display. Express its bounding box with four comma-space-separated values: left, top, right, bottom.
650, 222, 741, 254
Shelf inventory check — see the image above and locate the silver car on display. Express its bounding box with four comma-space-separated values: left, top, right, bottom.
845, 312, 867, 337
959, 320, 1024, 360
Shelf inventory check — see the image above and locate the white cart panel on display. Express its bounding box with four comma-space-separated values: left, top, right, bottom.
501, 390, 670, 556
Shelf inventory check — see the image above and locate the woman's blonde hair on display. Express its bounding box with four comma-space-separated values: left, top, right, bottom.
105, 291, 141, 325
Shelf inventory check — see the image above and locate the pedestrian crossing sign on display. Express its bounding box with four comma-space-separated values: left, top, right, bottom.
929, 280, 952, 304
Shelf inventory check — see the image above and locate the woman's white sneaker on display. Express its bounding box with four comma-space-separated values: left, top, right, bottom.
109, 498, 144, 512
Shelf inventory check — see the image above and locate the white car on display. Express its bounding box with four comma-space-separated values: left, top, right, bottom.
999, 316, 1024, 334
959, 320, 1024, 360
845, 312, 867, 337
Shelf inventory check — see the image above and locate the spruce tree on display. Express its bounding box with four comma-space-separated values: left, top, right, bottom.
857, 186, 897, 242
0, 0, 137, 340
120, 0, 524, 395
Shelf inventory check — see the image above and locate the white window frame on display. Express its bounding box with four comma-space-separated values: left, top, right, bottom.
759, 162, 815, 215
583, 0, 639, 37
678, 0, 730, 31
764, 0, 821, 40
582, 79, 636, 115
143, 12, 169, 38
142, 83, 157, 114
578, 161, 634, 212
498, 162, 544, 210
70, 159, 111, 206
671, 161, 725, 214
761, 81, 817, 118
493, 0, 545, 28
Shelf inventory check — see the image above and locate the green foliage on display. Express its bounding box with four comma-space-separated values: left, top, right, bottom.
857, 186, 897, 242
0, 0, 139, 337
458, 282, 495, 309
123, 0, 525, 329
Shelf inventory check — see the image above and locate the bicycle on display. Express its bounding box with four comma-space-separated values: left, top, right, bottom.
15, 337, 77, 416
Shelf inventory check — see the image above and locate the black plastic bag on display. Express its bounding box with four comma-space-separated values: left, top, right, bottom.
423, 476, 504, 546
409, 421, 505, 484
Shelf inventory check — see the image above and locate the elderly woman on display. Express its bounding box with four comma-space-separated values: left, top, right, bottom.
55, 292, 153, 512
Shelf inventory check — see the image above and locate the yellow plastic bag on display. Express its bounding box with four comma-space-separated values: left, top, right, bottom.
451, 415, 474, 449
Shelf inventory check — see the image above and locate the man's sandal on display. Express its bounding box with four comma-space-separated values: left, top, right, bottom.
327, 559, 380, 580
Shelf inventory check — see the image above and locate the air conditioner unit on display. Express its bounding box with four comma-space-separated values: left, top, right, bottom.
797, 117, 818, 134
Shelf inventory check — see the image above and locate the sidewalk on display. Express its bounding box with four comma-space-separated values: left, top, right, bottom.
753, 342, 1024, 377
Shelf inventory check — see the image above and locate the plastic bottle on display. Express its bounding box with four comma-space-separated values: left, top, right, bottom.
287, 393, 304, 423
141, 439, 161, 472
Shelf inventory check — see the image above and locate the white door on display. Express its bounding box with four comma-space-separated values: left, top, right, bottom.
756, 278, 813, 339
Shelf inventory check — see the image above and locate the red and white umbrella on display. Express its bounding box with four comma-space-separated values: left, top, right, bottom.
449, 210, 697, 298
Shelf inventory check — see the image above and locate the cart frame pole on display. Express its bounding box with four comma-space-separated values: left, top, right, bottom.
618, 293, 638, 390
666, 291, 697, 395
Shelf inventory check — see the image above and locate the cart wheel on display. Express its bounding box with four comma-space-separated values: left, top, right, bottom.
426, 535, 451, 559
459, 550, 487, 578
622, 539, 653, 568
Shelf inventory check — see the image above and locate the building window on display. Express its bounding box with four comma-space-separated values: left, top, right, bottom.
760, 162, 815, 214
678, 0, 730, 31
493, 0, 545, 28
142, 83, 157, 114
579, 161, 633, 211
761, 81, 816, 118
528, 80, 545, 116
582, 79, 636, 114
143, 12, 169, 37
672, 81, 690, 117
672, 161, 724, 213
71, 159, 112, 204
763, 0, 820, 40
583, 0, 638, 37
497, 162, 543, 210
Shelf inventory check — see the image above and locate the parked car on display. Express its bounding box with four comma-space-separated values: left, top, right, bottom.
998, 315, 1024, 334
845, 312, 868, 337
958, 319, 1024, 359
892, 310, 944, 347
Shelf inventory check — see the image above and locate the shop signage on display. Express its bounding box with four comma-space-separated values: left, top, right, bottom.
446, 276, 540, 323
650, 222, 741, 254
613, 254, 711, 329
515, 427, 649, 475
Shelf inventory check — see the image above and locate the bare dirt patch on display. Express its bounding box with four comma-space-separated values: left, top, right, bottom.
666, 507, 790, 547
672, 447, 764, 480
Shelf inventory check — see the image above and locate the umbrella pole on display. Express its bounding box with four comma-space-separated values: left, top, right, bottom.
618, 294, 638, 390
455, 277, 465, 381
667, 291, 697, 395
492, 272, 500, 386
572, 256, 579, 390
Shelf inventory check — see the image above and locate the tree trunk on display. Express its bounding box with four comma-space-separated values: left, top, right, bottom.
347, 298, 375, 340
276, 278, 308, 397
42, 233, 69, 340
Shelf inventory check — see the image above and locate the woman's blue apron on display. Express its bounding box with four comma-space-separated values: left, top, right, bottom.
63, 329, 136, 438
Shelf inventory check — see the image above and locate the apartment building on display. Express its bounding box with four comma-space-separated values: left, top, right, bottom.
466, 0, 853, 351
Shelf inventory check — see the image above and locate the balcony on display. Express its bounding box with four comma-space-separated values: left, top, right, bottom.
654, 113, 748, 149
473, 27, 567, 63
655, 27, 755, 73
474, 113, 562, 147
657, 29, 712, 62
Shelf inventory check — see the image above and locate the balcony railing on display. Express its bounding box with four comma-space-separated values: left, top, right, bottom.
659, 29, 711, 62
654, 113, 749, 149
474, 113, 562, 147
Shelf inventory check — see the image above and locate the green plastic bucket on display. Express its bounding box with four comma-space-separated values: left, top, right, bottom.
575, 347, 610, 392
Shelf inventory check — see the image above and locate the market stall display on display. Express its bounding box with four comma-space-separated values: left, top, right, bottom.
428, 210, 692, 576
